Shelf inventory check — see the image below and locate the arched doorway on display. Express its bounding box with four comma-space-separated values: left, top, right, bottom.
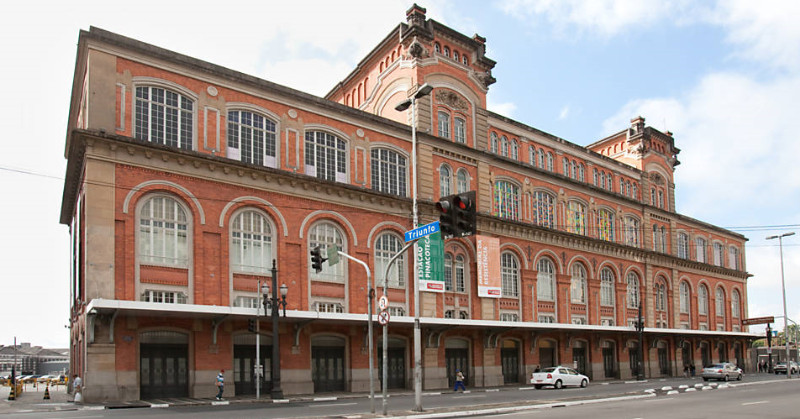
233, 333, 271, 395
657, 340, 670, 376
734, 342, 744, 368
539, 339, 557, 369
717, 342, 728, 362
311, 335, 346, 392
681, 340, 693, 371
445, 338, 470, 388
700, 341, 711, 367
601, 340, 618, 378
501, 339, 521, 384
378, 337, 407, 389
572, 340, 589, 377
139, 331, 189, 399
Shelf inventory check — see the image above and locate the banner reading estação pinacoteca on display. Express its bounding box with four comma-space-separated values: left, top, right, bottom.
476, 235, 501, 298
417, 231, 445, 292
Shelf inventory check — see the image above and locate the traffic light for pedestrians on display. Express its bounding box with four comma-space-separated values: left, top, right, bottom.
248, 318, 257, 333
311, 246, 327, 273
436, 191, 476, 238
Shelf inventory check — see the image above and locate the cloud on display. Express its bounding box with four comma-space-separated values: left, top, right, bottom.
558, 105, 570, 120
488, 100, 518, 118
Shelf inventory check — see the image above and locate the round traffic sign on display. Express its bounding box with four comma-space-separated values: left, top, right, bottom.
378, 310, 390, 326
378, 295, 389, 310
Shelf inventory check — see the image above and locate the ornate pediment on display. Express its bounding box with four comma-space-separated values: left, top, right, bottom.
435, 89, 469, 111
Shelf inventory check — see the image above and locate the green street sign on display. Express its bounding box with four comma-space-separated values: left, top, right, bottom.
327, 246, 340, 266
417, 230, 444, 292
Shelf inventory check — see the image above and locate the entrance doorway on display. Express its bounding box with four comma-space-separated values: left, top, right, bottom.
657, 341, 670, 376
501, 340, 520, 384
572, 340, 588, 377
539, 339, 557, 369
445, 338, 469, 388
311, 336, 346, 393
233, 334, 272, 395
700, 342, 711, 367
378, 337, 407, 389
602, 341, 617, 378
139, 331, 189, 399
717, 342, 727, 362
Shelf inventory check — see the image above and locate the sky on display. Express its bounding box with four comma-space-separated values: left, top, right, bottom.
1, 0, 798, 348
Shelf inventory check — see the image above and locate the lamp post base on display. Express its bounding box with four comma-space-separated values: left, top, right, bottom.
270, 388, 284, 400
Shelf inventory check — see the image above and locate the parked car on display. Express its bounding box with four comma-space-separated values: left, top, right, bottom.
774, 361, 799, 374
530, 366, 589, 389
701, 362, 742, 381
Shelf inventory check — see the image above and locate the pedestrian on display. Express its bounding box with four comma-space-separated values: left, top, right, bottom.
683, 364, 689, 378
689, 364, 695, 377
453, 369, 466, 392
72, 374, 83, 403
215, 369, 225, 400
534, 365, 541, 373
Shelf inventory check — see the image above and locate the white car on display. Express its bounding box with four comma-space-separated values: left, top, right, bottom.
530, 366, 589, 389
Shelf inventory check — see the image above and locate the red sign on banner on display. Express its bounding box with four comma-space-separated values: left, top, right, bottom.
476, 235, 501, 298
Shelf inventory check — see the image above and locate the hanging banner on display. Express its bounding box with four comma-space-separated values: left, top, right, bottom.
476, 235, 501, 298
417, 231, 444, 292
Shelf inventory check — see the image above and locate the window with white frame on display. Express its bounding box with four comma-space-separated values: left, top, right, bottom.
501, 252, 519, 297
699, 324, 708, 331
538, 314, 555, 323
444, 253, 453, 291
695, 237, 706, 263
537, 258, 555, 301
500, 136, 509, 156
546, 152, 554, 171
309, 222, 345, 282
135, 86, 193, 150
141, 289, 187, 304
454, 117, 466, 143
571, 161, 577, 179
626, 272, 640, 308
660, 227, 667, 253
570, 263, 587, 303
315, 301, 344, 313
500, 312, 520, 322
624, 216, 640, 247
456, 169, 469, 194
493, 180, 520, 221
388, 306, 405, 316
593, 168, 599, 186
698, 284, 709, 315
227, 110, 277, 167
571, 316, 587, 325
715, 287, 725, 317
529, 146, 536, 166
375, 233, 405, 288
305, 131, 347, 182
371, 148, 407, 197
538, 149, 545, 168
459, 310, 469, 319
439, 165, 452, 198
491, 132, 499, 153
455, 255, 466, 292
444, 309, 454, 319
713, 242, 724, 266
533, 190, 556, 229
231, 210, 273, 274
600, 318, 615, 326
677, 232, 689, 259
658, 190, 664, 208
680, 281, 690, 313
578, 164, 585, 182
139, 195, 189, 266
655, 281, 666, 312
598, 209, 614, 241
511, 140, 519, 160
562, 157, 570, 177
438, 111, 451, 139
728, 246, 739, 270
731, 290, 740, 318
233, 296, 260, 308
652, 224, 660, 251
567, 201, 586, 235
600, 268, 615, 306
632, 183, 638, 200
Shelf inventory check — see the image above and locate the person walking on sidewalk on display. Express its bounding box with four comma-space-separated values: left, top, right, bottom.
453, 369, 466, 392
215, 370, 225, 400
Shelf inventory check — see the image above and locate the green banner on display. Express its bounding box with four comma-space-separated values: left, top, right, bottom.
417, 231, 444, 292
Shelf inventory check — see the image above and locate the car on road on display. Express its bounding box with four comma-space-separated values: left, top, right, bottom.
774, 361, 799, 374
701, 362, 742, 382
530, 366, 589, 389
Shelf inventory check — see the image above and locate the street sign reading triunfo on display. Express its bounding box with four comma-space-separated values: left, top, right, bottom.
742, 316, 775, 326
405, 221, 440, 242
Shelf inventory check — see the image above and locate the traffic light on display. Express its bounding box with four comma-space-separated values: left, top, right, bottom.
310, 246, 327, 273
248, 318, 257, 333
436, 191, 477, 238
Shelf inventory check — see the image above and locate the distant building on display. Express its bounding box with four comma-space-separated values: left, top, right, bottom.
0, 343, 69, 376
61, 4, 755, 402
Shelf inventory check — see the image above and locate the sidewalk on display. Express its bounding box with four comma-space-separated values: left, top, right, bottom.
0, 383, 87, 415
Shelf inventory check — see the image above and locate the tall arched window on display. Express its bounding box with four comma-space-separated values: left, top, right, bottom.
305, 131, 347, 182
500, 136, 509, 156
626, 272, 640, 308
728, 246, 740, 270
438, 111, 451, 139
695, 237, 707, 263
227, 110, 277, 167
493, 180, 520, 221
135, 86, 194, 150
231, 210, 272, 273
444, 253, 453, 291
455, 255, 466, 292
593, 168, 599, 186
529, 146, 536, 166
624, 216, 640, 247
454, 117, 466, 144
375, 233, 405, 288
698, 284, 709, 315
677, 232, 689, 259
533, 190, 556, 229
538, 149, 545, 168
371, 148, 407, 197
510, 139, 519, 160
715, 287, 725, 318
537, 258, 555, 301
655, 281, 666, 312
139, 195, 189, 266
600, 268, 615, 306
546, 152, 554, 171
501, 252, 519, 297
713, 242, 724, 266
680, 281, 690, 313
598, 209, 614, 241
491, 132, 499, 154
570, 263, 587, 303
456, 169, 469, 194
439, 165, 452, 198
562, 157, 570, 176
309, 222, 345, 282
578, 164, 585, 182
731, 289, 740, 318
567, 201, 586, 235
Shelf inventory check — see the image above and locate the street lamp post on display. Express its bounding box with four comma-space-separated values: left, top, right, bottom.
767, 232, 794, 379
636, 302, 645, 380
395, 83, 433, 412
264, 259, 288, 398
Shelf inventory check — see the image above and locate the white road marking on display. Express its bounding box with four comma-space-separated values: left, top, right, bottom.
742, 401, 769, 406
644, 397, 674, 402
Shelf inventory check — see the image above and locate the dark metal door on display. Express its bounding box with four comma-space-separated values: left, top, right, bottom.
630, 344, 641, 377
378, 347, 406, 389
603, 347, 616, 378
573, 347, 588, 376
701, 344, 711, 367
445, 348, 469, 387
539, 347, 555, 368
140, 344, 188, 399
233, 345, 271, 395
312, 346, 345, 392
501, 348, 520, 384
658, 347, 670, 375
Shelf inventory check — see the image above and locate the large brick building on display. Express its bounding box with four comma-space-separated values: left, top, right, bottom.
61, 5, 754, 402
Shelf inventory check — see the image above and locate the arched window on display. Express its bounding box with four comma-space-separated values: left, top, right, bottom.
139, 195, 189, 266
456, 169, 469, 194
227, 110, 277, 167
695, 238, 707, 263
600, 268, 615, 306
619, 178, 624, 194
562, 157, 570, 176
600, 172, 606, 189
538, 149, 545, 168
135, 86, 194, 150
546, 152, 554, 171
443, 46, 450, 57
567, 201, 586, 235
698, 284, 709, 315
501, 252, 519, 297
438, 111, 451, 139
655, 281, 666, 312
231, 210, 272, 273
529, 146, 536, 166
624, 216, 640, 247
533, 190, 556, 229
713, 242, 724, 266
677, 232, 689, 259
463, 55, 468, 66
493, 180, 520, 221
537, 258, 555, 301
375, 233, 405, 288
598, 209, 614, 241
632, 183, 638, 200
454, 117, 466, 143
728, 246, 740, 270
309, 222, 345, 282
444, 253, 453, 291
571, 161, 577, 179
578, 164, 585, 182
453, 51, 459, 61
371, 148, 407, 197
652, 224, 660, 251
439, 165, 452, 198
500, 136, 509, 156
570, 263, 587, 303
491, 132, 499, 154
715, 287, 725, 318
660, 226, 667, 253
305, 131, 347, 182
510, 140, 519, 160
731, 289, 740, 318
434, 42, 441, 53
626, 272, 640, 308
680, 281, 690, 313
455, 255, 466, 292
593, 168, 599, 186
